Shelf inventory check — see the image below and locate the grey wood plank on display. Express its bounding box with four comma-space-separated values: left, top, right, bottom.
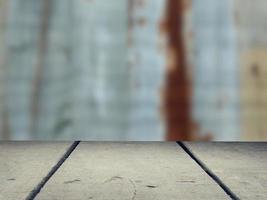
36, 142, 228, 200
0, 142, 72, 200
186, 142, 267, 200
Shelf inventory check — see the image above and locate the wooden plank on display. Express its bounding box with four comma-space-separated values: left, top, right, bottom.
186, 142, 267, 199
36, 142, 227, 200
0, 142, 72, 200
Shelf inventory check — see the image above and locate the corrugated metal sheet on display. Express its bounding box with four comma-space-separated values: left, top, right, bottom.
2, 0, 267, 140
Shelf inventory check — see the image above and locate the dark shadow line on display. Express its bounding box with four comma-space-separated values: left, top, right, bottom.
177, 141, 240, 200
25, 141, 80, 200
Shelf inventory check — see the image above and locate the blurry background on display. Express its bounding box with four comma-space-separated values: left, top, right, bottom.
0, 0, 266, 141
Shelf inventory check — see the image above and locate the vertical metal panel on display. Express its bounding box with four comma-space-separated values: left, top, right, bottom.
69, 0, 130, 140
240, 50, 267, 140
236, 0, 267, 140
30, 0, 52, 136
128, 0, 166, 140
192, 0, 240, 140
4, 0, 42, 139
0, 0, 8, 139
35, 0, 73, 139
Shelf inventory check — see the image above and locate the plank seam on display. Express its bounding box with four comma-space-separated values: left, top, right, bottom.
25, 141, 80, 200
177, 142, 240, 200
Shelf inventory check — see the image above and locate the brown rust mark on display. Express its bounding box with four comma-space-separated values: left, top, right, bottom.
251, 63, 260, 77
163, 0, 192, 140
128, 0, 147, 47
137, 17, 147, 27
136, 0, 146, 7
30, 0, 52, 135
128, 0, 134, 47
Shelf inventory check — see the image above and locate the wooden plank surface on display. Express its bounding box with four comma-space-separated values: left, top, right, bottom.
0, 142, 72, 200
35, 142, 227, 200
186, 142, 267, 200
2, 142, 265, 199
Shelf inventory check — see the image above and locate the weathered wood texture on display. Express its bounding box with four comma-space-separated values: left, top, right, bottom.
186, 142, 267, 200
0, 142, 72, 200
1, 142, 266, 199
35, 142, 227, 200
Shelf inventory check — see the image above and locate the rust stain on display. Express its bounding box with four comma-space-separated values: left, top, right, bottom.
240, 49, 267, 140
183, 0, 192, 11
30, 0, 52, 135
251, 63, 260, 77
136, 0, 146, 7
163, 0, 192, 140
128, 0, 134, 47
137, 17, 147, 27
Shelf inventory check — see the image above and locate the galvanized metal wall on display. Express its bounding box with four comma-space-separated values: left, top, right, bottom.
2, 0, 266, 140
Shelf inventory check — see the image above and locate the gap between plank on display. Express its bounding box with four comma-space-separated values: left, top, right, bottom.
177, 141, 240, 200
25, 141, 80, 200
